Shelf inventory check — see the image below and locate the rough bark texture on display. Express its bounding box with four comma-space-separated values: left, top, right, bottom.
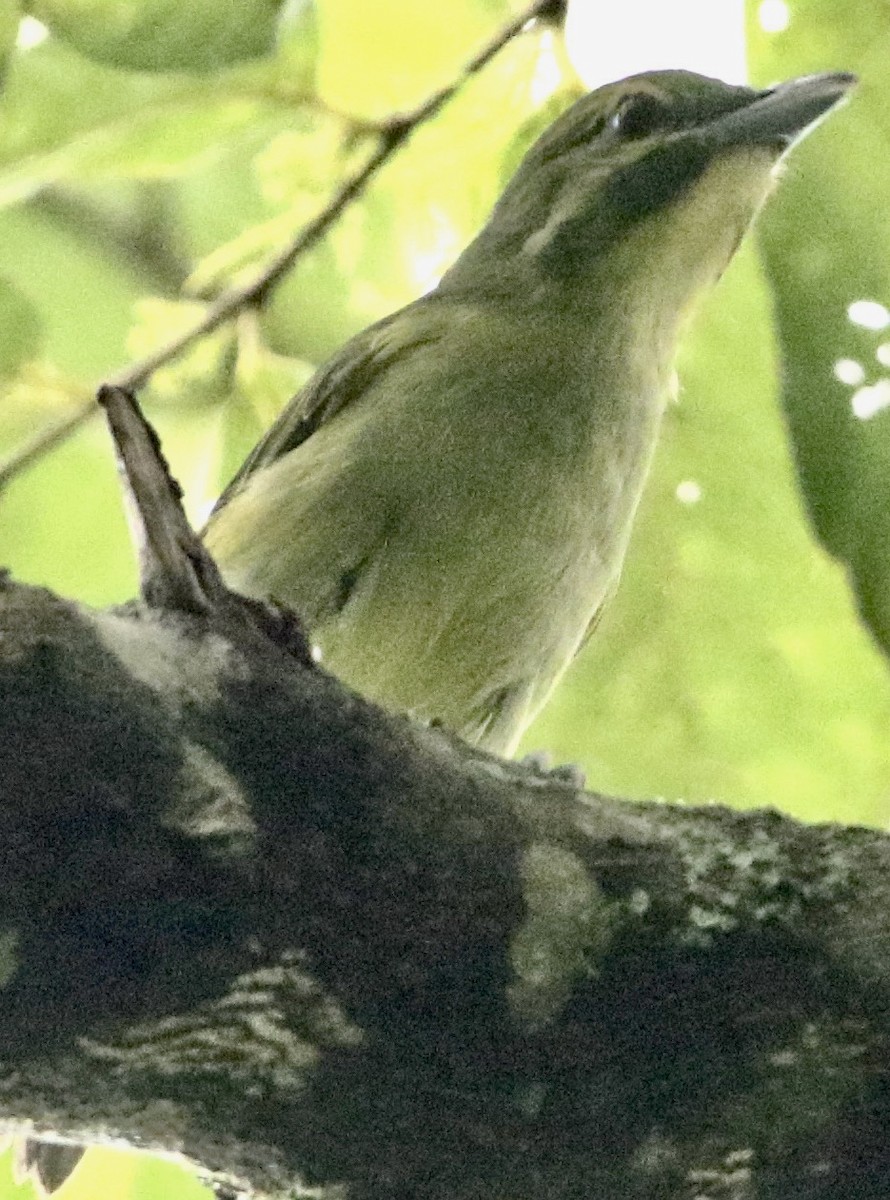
1, 574, 889, 1200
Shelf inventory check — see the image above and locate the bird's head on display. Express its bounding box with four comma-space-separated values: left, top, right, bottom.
439, 68, 854, 327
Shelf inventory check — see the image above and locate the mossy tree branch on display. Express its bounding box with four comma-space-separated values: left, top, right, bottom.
1, 570, 889, 1199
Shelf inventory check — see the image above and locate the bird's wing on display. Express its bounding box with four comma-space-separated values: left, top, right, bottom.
463, 681, 538, 757
575, 573, 620, 659
211, 300, 440, 515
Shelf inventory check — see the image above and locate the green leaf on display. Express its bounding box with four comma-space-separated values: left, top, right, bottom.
0, 202, 150, 376
748, 0, 890, 659
32, 0, 285, 73
274, 0, 320, 94
0, 39, 281, 203
0, 0, 19, 73
0, 194, 155, 608
0, 276, 40, 376
0, 418, 138, 606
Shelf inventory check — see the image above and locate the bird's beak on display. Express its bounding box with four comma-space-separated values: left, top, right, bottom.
707, 72, 856, 152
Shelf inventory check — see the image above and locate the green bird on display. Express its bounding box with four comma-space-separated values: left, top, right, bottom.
13, 67, 855, 1200
205, 68, 853, 757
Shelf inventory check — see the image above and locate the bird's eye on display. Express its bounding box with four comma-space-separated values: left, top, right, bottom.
608, 93, 672, 139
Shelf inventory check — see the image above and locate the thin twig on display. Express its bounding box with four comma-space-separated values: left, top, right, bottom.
110, 0, 557, 389
0, 399, 94, 493
0, 0, 560, 492
98, 384, 313, 660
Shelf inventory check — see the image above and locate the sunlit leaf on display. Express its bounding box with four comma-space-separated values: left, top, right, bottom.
315, 0, 508, 116
32, 0, 284, 73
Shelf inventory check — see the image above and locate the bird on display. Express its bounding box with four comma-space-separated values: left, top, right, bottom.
14, 67, 855, 1199
203, 70, 858, 753
203, 68, 854, 758
204, 67, 853, 757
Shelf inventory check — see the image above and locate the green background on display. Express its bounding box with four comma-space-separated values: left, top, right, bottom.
0, 0, 888, 1193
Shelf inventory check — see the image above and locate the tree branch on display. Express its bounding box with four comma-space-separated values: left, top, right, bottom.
0, 0, 562, 495
1, 569, 889, 1199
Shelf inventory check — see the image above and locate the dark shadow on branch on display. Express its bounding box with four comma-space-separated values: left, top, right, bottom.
3, 572, 890, 1199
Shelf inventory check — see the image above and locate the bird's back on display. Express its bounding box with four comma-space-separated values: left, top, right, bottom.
206, 295, 666, 753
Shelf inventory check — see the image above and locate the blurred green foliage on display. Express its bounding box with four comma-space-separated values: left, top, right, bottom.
0, 0, 888, 1191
